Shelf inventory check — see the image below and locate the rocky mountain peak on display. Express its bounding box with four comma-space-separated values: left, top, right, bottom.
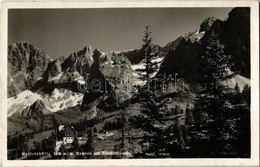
8, 41, 51, 97
199, 17, 217, 32
93, 48, 103, 62
21, 99, 50, 117
83, 45, 93, 53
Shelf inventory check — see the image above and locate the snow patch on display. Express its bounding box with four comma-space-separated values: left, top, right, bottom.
151, 57, 164, 63
8, 90, 42, 117
132, 72, 139, 77
135, 80, 146, 86
44, 88, 83, 112
8, 88, 84, 117
131, 56, 164, 84
131, 63, 145, 70
223, 69, 250, 92
77, 80, 86, 84
49, 73, 62, 82
225, 75, 250, 92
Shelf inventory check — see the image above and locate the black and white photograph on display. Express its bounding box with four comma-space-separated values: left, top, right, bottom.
1, 0, 259, 166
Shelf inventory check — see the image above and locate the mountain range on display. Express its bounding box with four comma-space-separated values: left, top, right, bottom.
7, 7, 250, 134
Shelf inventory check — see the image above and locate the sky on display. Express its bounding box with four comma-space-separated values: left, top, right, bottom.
8, 8, 232, 59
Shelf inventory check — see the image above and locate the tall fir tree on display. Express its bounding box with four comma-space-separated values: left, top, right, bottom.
134, 96, 168, 157
242, 84, 250, 107
191, 31, 235, 156
113, 105, 134, 158
133, 26, 163, 157
185, 103, 194, 127
137, 26, 159, 85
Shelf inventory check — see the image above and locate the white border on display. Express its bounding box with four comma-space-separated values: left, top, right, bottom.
1, 0, 259, 166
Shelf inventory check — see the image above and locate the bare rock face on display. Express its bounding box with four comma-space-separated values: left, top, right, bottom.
48, 56, 64, 78
157, 30, 204, 90
8, 72, 28, 97
8, 41, 51, 97
224, 7, 250, 77
158, 7, 250, 88
199, 17, 216, 32
81, 49, 134, 111
62, 45, 94, 76
81, 49, 111, 109
202, 7, 250, 77
21, 99, 50, 117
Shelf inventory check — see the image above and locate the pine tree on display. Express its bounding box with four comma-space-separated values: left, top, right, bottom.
113, 102, 134, 158
191, 31, 235, 156
242, 84, 250, 106
133, 95, 169, 157
137, 26, 159, 81
84, 129, 94, 158
232, 82, 244, 104
164, 118, 185, 157
133, 26, 173, 158
185, 103, 194, 127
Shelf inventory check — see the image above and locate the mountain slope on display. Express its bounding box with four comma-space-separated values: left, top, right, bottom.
8, 89, 83, 117
8, 41, 51, 97
157, 7, 250, 91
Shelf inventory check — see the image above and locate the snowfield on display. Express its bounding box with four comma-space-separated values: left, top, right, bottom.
131, 56, 165, 85
8, 90, 42, 117
49, 73, 62, 82
45, 88, 83, 112
8, 88, 84, 117
225, 74, 250, 92
223, 69, 250, 92
131, 63, 145, 70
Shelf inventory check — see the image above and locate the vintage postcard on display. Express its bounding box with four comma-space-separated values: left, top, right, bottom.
1, 0, 259, 166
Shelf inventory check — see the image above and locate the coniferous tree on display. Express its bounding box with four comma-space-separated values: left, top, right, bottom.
232, 82, 244, 104
136, 26, 160, 99
191, 31, 235, 156
133, 26, 170, 158
164, 118, 185, 157
113, 102, 134, 158
137, 26, 159, 82
242, 84, 250, 106
185, 103, 194, 127
84, 129, 94, 158
133, 95, 169, 157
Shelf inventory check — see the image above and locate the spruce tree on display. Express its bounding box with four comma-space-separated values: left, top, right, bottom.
192, 31, 235, 156
232, 82, 244, 104
185, 103, 194, 127
137, 26, 159, 82
134, 26, 170, 158
113, 103, 134, 158
242, 84, 250, 106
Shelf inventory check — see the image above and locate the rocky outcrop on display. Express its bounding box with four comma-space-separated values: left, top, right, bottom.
62, 46, 94, 76
158, 7, 250, 88
202, 7, 250, 77
224, 7, 250, 77
118, 49, 144, 65
41, 46, 95, 93
21, 99, 50, 117
157, 30, 204, 91
81, 49, 134, 111
48, 56, 64, 78
81, 49, 111, 109
8, 41, 51, 97
199, 17, 217, 32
